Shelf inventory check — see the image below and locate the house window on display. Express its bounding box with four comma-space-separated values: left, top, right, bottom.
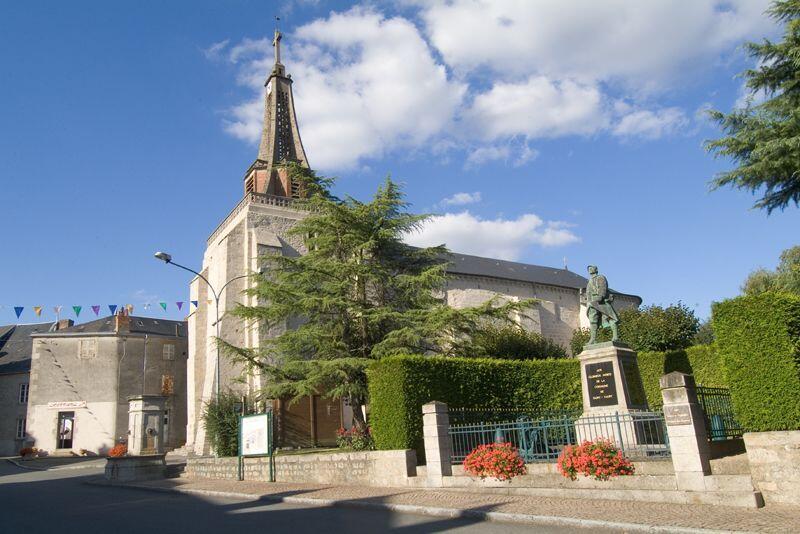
163, 344, 175, 360
78, 339, 97, 359
16, 418, 26, 439
19, 383, 29, 404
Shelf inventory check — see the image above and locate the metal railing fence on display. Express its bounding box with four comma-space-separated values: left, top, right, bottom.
696, 386, 743, 440
449, 411, 670, 464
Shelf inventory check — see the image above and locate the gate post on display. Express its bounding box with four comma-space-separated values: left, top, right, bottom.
660, 372, 711, 491
422, 401, 452, 487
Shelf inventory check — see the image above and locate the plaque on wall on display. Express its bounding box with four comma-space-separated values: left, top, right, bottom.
664, 405, 692, 426
585, 362, 618, 407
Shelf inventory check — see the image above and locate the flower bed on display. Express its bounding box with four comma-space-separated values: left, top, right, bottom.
335, 426, 375, 451
108, 443, 128, 458
463, 442, 527, 481
557, 439, 635, 481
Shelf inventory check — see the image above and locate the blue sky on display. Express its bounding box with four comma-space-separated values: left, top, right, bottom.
1, 0, 798, 325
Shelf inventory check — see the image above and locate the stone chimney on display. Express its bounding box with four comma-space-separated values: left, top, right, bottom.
115, 311, 131, 334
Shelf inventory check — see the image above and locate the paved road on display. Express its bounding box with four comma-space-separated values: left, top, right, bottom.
0, 461, 602, 533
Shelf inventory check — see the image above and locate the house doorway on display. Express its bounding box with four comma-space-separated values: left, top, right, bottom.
57, 411, 75, 449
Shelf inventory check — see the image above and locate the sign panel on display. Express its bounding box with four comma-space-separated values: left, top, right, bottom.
240, 413, 271, 456
664, 405, 692, 426
585, 362, 618, 407
48, 401, 86, 410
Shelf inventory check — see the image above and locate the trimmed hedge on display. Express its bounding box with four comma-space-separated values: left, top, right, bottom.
367, 355, 582, 458
713, 292, 800, 432
637, 345, 727, 409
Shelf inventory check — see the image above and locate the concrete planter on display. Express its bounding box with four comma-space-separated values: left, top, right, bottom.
104, 454, 166, 483
744, 430, 800, 506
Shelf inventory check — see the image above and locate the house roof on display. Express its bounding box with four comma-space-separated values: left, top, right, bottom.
47, 315, 187, 337
444, 252, 641, 303
0, 322, 57, 375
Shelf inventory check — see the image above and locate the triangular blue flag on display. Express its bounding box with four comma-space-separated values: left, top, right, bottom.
191, 300, 199, 309
108, 304, 118, 315
14, 306, 24, 319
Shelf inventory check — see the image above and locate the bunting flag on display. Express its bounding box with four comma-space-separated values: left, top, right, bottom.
72, 305, 82, 317
191, 300, 198, 309
125, 304, 134, 314
91, 305, 101, 316
53, 305, 62, 315
159, 302, 167, 312
176, 301, 184, 310
33, 306, 43, 317
108, 304, 118, 315
14, 306, 24, 319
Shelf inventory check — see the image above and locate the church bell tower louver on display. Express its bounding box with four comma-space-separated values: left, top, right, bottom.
243, 29, 310, 197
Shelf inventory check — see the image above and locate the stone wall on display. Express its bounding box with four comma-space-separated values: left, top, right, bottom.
744, 430, 800, 506
186, 449, 417, 487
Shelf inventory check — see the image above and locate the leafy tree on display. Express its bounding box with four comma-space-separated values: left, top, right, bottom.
457, 325, 568, 360
693, 319, 716, 345
224, 178, 530, 428
742, 245, 800, 295
571, 303, 700, 354
705, 1, 800, 213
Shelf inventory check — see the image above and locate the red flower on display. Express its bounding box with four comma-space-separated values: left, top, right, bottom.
463, 442, 527, 481
556, 438, 634, 481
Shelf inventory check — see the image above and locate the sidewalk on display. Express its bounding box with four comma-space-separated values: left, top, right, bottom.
99, 476, 799, 533
6, 456, 106, 471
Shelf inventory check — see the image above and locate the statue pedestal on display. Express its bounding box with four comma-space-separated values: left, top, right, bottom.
575, 342, 653, 453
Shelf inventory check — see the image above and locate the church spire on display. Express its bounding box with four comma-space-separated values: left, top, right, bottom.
243, 29, 309, 197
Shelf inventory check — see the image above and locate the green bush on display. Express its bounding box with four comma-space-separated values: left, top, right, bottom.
637, 345, 727, 409
458, 325, 568, 360
367, 355, 582, 458
571, 303, 700, 354
713, 292, 800, 432
202, 392, 241, 457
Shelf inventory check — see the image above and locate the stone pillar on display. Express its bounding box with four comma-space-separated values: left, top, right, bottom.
128, 395, 167, 456
659, 372, 711, 491
422, 401, 452, 486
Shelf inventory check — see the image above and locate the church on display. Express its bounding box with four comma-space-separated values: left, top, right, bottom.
185, 31, 641, 454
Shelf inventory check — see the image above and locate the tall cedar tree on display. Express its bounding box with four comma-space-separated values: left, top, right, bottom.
223, 175, 531, 427
705, 1, 800, 213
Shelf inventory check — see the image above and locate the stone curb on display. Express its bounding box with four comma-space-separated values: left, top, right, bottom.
6, 457, 105, 472
85, 479, 751, 534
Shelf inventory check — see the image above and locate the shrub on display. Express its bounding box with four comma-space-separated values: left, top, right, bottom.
108, 444, 127, 458
459, 325, 568, 360
571, 303, 700, 354
335, 426, 375, 451
463, 442, 527, 481
367, 355, 581, 458
713, 292, 800, 432
637, 344, 727, 409
202, 392, 242, 457
557, 439, 634, 481
693, 319, 715, 345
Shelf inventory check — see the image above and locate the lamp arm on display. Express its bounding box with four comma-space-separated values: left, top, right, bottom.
168, 261, 219, 302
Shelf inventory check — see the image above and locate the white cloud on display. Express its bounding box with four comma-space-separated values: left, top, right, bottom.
464, 76, 609, 140
441, 192, 482, 206
417, 0, 773, 88
612, 107, 689, 140
404, 211, 579, 261
210, 1, 776, 169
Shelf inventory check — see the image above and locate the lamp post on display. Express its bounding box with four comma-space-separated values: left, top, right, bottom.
153, 251, 249, 401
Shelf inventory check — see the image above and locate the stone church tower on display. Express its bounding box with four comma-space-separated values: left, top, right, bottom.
186, 30, 311, 454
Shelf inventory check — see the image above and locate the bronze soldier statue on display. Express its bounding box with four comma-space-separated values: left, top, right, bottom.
582, 265, 619, 344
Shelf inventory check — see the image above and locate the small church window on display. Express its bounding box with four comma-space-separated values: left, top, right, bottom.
163, 344, 175, 361
18, 383, 29, 404
16, 418, 26, 439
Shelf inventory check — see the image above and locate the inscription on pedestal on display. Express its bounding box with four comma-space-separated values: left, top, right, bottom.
585, 362, 618, 407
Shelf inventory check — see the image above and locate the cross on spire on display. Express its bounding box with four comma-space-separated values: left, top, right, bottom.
273, 28, 282, 65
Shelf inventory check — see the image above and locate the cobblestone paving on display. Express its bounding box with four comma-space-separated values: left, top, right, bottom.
131, 477, 799, 533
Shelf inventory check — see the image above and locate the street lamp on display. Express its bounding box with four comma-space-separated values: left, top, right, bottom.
153, 251, 249, 401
